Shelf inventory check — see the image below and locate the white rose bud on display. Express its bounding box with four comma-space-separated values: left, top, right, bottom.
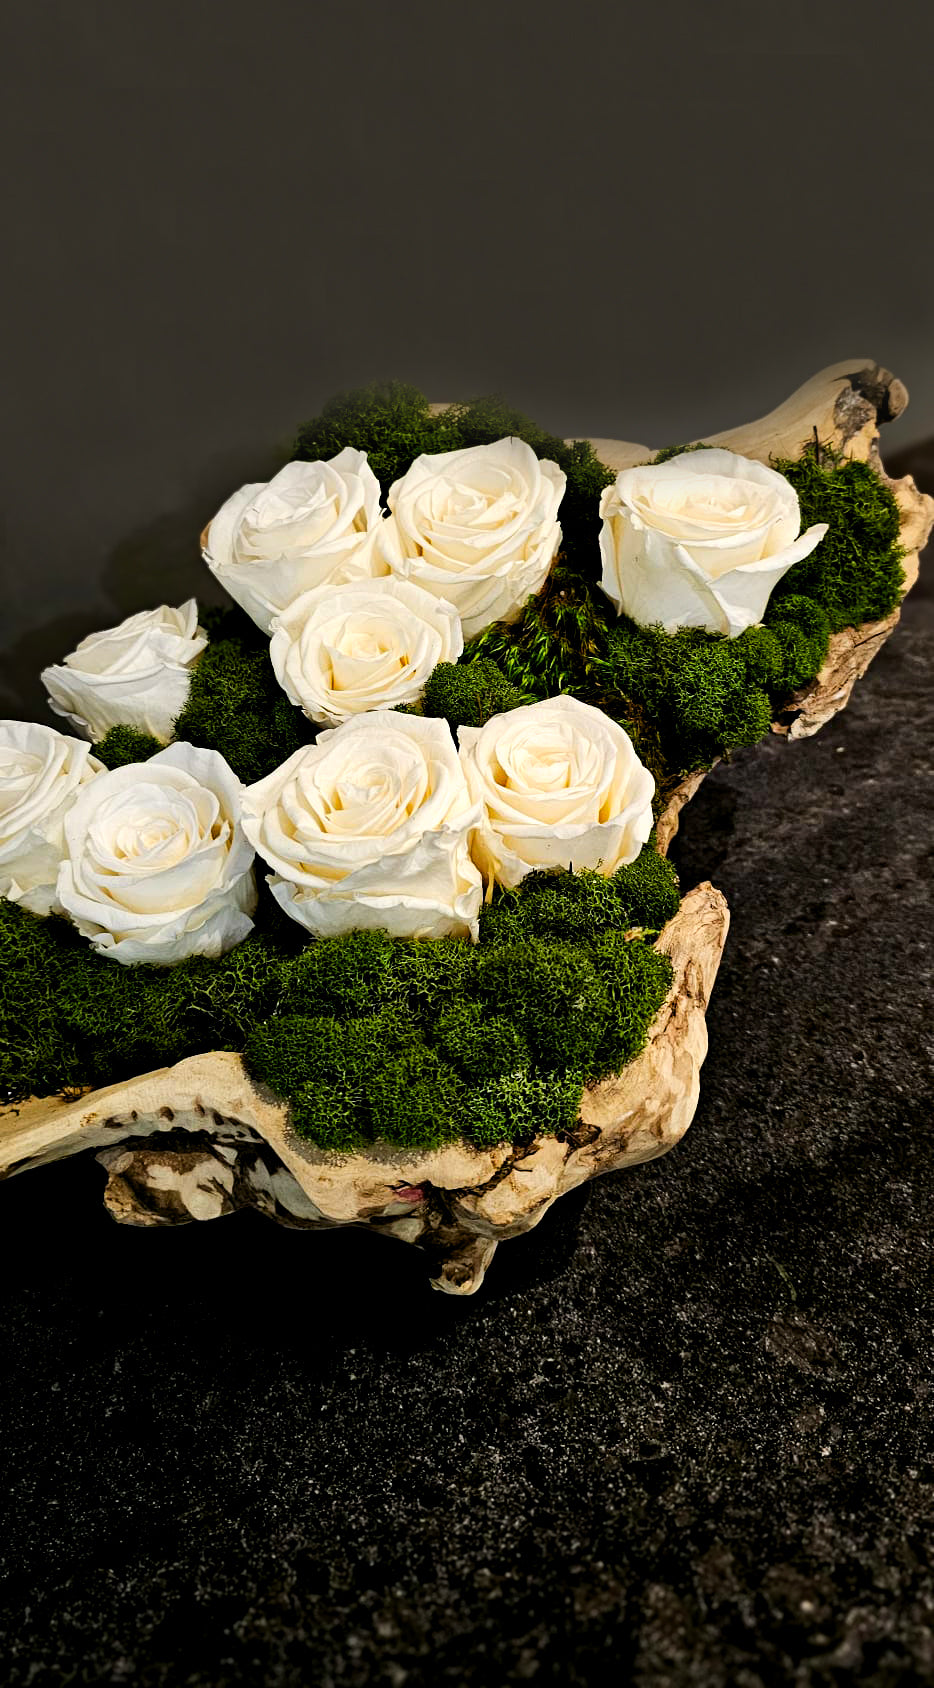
0, 721, 102, 916
57, 743, 257, 965
458, 695, 654, 892
379, 437, 566, 638
41, 601, 207, 744
203, 449, 387, 634
241, 713, 483, 942
599, 447, 829, 638
270, 577, 463, 726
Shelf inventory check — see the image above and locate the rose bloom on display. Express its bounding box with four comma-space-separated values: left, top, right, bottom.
270, 577, 463, 726
599, 448, 829, 637
0, 720, 102, 916
57, 743, 257, 964
379, 437, 565, 638
41, 601, 207, 744
458, 695, 654, 892
241, 713, 482, 941
203, 449, 386, 634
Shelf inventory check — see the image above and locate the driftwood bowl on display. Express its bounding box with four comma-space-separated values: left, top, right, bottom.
2, 361, 930, 1294
1, 885, 728, 1295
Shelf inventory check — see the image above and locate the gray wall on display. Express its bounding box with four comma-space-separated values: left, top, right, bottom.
3, 0, 933, 718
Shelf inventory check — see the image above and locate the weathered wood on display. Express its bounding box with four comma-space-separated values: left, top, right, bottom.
0, 883, 728, 1295
584, 363, 934, 852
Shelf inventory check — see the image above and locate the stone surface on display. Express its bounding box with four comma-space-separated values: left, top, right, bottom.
0, 434, 931, 1686
0, 885, 729, 1296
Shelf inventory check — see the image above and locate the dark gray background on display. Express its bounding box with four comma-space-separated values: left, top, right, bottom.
3, 0, 934, 717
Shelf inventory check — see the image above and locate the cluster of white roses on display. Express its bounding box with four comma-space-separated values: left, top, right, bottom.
2, 432, 827, 964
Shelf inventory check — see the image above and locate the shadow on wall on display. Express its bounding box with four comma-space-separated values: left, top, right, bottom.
3, 438, 933, 725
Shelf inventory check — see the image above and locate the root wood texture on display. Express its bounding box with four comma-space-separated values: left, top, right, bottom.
596, 362, 934, 854
0, 884, 728, 1295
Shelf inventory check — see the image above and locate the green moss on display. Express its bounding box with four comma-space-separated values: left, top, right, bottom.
762, 593, 831, 691
432, 1003, 531, 1083
391, 936, 479, 1016
480, 846, 680, 947
652, 441, 719, 465
588, 934, 673, 1080
92, 726, 164, 769
368, 1045, 465, 1151
421, 659, 532, 733
590, 620, 777, 777
476, 940, 610, 1072
293, 383, 457, 494
277, 929, 404, 1019
770, 446, 905, 632
289, 1082, 367, 1154
460, 1069, 584, 1148
2, 840, 675, 1153
244, 1010, 417, 1106
172, 603, 315, 784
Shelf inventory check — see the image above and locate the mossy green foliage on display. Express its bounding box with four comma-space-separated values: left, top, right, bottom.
419, 659, 533, 733
1, 844, 675, 1154
172, 604, 316, 784
92, 726, 164, 769
770, 446, 904, 633
293, 382, 614, 584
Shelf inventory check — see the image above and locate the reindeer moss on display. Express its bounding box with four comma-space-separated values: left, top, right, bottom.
92, 726, 164, 769
769, 447, 905, 632
0, 845, 675, 1152
172, 604, 315, 785
420, 659, 532, 733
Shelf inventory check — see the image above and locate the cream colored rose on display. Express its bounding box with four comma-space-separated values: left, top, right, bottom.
241, 713, 482, 941
0, 721, 102, 916
269, 577, 463, 726
203, 449, 386, 634
57, 743, 257, 964
458, 695, 654, 891
379, 437, 566, 638
41, 600, 207, 744
599, 447, 829, 638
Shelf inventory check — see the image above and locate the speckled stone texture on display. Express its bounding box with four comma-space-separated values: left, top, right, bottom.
1, 510, 932, 1688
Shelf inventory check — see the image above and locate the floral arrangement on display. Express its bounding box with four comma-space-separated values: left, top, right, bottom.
0, 385, 906, 1155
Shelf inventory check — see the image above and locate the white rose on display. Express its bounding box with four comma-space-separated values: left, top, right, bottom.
41, 600, 206, 744
57, 743, 257, 965
269, 577, 463, 726
203, 449, 386, 634
379, 436, 566, 638
241, 713, 482, 942
599, 447, 829, 638
0, 721, 102, 916
458, 695, 654, 892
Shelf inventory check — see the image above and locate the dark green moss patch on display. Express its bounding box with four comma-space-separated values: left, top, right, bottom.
172, 603, 315, 785
1, 843, 676, 1153
770, 446, 904, 633
420, 659, 532, 733
92, 726, 164, 769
